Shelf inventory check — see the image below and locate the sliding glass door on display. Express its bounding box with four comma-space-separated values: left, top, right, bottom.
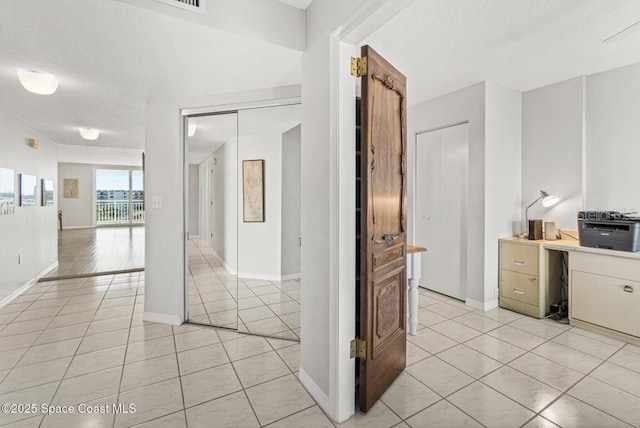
96, 168, 145, 225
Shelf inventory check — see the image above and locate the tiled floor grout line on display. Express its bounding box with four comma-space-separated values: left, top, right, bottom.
36, 274, 126, 428
518, 345, 633, 428
171, 326, 190, 428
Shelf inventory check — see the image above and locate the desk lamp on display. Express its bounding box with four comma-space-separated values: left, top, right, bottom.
525, 190, 559, 235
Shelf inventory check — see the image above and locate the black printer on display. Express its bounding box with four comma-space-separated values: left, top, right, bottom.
578, 211, 640, 252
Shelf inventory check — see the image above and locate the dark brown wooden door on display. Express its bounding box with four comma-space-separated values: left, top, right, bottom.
359, 45, 407, 412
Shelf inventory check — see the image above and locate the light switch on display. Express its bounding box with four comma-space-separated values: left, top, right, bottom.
152, 196, 163, 209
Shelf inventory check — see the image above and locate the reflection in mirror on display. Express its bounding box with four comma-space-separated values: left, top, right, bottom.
185, 113, 238, 329
0, 167, 15, 215
237, 104, 301, 340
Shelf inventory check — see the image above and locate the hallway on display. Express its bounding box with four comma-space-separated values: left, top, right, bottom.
45, 227, 145, 279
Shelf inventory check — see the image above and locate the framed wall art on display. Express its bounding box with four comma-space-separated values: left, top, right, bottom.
19, 173, 37, 207
63, 178, 79, 198
42, 179, 54, 206
0, 167, 15, 215
242, 159, 265, 222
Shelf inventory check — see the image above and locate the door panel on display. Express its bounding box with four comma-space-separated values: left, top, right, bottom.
416, 124, 468, 300
359, 45, 407, 412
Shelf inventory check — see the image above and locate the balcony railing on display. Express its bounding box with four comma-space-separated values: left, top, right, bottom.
96, 200, 145, 225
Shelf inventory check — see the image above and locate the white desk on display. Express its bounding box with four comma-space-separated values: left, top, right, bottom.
407, 245, 427, 336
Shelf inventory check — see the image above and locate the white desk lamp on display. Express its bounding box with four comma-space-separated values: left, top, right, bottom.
525, 190, 559, 235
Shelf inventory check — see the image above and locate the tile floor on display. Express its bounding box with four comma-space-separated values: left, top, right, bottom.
46, 227, 145, 278
1, 274, 639, 427
188, 240, 300, 340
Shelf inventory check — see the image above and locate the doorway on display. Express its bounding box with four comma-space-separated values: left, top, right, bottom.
183, 103, 302, 341
415, 123, 469, 300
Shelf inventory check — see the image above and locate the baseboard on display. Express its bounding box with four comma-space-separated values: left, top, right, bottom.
299, 368, 332, 418
211, 250, 238, 275
62, 225, 94, 230
0, 261, 58, 309
280, 272, 301, 281
465, 298, 499, 312
143, 312, 182, 326
190, 235, 200, 239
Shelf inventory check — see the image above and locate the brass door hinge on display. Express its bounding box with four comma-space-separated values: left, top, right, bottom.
350, 57, 368, 77
350, 338, 367, 359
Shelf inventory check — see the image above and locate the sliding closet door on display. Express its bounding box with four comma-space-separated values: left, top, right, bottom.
185, 113, 239, 328
415, 123, 468, 300
236, 104, 301, 340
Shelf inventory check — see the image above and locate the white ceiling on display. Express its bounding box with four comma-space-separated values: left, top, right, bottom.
0, 0, 301, 149
363, 0, 640, 106
273, 0, 314, 10
187, 104, 301, 164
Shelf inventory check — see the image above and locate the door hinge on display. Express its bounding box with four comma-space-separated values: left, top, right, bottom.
350, 56, 367, 77
350, 338, 367, 360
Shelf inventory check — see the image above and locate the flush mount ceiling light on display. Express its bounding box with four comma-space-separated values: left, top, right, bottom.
17, 69, 59, 95
603, 21, 640, 44
79, 127, 100, 140
188, 124, 197, 137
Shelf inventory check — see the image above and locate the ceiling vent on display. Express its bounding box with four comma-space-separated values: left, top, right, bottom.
152, 0, 205, 14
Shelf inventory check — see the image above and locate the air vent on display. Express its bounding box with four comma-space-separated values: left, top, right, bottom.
152, 0, 206, 14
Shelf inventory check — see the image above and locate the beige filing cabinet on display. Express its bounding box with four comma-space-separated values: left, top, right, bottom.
570, 251, 640, 342
498, 238, 562, 318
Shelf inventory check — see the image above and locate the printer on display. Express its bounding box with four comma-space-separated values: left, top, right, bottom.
578, 211, 640, 252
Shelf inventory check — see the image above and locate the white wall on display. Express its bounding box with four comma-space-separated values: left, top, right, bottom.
188, 164, 199, 236
58, 163, 94, 229
0, 113, 58, 303
484, 83, 522, 304
144, 85, 300, 326
586, 62, 640, 213
409, 83, 486, 304
522, 77, 584, 230
238, 133, 282, 279
281, 125, 301, 277
58, 145, 143, 167
211, 140, 238, 272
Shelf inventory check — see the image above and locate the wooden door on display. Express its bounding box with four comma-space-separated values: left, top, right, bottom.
359, 45, 407, 412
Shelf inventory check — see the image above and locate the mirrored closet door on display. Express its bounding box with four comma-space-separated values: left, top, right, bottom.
185, 113, 239, 329
236, 104, 302, 340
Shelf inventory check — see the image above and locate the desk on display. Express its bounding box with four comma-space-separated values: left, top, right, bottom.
407, 245, 427, 336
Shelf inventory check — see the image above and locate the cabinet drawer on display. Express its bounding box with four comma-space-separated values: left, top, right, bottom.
571, 252, 640, 279
500, 242, 538, 276
571, 270, 640, 337
501, 270, 539, 306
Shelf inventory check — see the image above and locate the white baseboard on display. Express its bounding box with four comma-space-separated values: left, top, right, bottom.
190, 235, 200, 239
466, 298, 499, 312
280, 272, 301, 281
299, 368, 332, 418
62, 225, 94, 230
0, 261, 58, 309
211, 250, 238, 275
143, 312, 182, 326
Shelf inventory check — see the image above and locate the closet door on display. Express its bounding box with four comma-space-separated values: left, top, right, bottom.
415, 123, 468, 300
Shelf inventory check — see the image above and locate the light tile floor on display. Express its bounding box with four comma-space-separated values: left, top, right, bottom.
188, 240, 300, 340
1, 277, 639, 427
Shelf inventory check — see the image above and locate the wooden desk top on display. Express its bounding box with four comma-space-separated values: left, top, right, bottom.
408, 245, 427, 254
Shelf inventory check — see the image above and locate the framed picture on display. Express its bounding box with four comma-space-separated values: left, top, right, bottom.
63, 178, 79, 198
19, 174, 37, 207
0, 167, 15, 215
242, 159, 265, 222
42, 179, 54, 206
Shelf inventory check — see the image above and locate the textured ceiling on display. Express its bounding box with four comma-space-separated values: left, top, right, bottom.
363, 0, 640, 106
272, 0, 314, 10
0, 0, 301, 149
187, 104, 300, 164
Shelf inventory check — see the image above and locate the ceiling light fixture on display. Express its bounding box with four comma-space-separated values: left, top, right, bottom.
17, 69, 59, 95
188, 124, 197, 137
79, 128, 100, 140
603, 21, 640, 44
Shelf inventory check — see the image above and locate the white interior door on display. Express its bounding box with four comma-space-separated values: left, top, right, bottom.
415, 123, 468, 300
